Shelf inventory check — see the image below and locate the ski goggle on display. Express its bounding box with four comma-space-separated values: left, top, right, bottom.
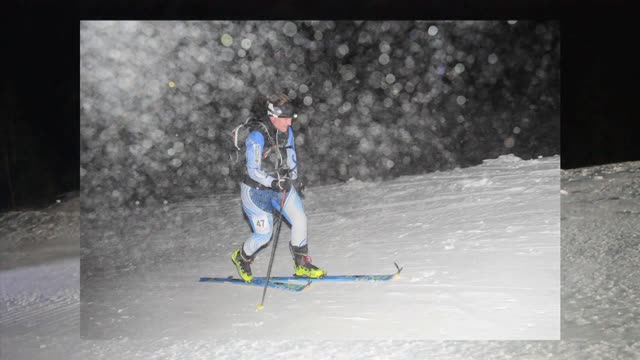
267, 102, 298, 119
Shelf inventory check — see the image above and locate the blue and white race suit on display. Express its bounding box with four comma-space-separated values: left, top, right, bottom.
240, 125, 307, 256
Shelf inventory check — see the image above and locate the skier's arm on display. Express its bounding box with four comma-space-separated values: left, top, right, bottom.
245, 131, 277, 187
286, 127, 298, 180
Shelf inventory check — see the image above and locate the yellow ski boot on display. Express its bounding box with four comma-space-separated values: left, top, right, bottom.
290, 244, 326, 278
231, 248, 254, 282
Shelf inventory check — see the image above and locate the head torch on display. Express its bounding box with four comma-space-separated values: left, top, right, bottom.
267, 101, 297, 119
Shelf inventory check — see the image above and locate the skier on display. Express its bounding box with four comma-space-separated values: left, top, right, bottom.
231, 94, 326, 282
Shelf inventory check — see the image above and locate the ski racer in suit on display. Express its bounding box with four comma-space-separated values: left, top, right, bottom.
231, 95, 325, 282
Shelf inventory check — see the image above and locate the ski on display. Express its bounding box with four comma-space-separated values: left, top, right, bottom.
254, 262, 404, 283
198, 276, 311, 292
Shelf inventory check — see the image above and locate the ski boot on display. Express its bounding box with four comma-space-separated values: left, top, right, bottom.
290, 244, 326, 278
231, 248, 254, 282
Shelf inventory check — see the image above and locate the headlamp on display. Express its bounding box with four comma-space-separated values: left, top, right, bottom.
267, 102, 297, 119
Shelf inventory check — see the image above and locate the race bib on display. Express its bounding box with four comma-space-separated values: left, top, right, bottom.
253, 215, 270, 234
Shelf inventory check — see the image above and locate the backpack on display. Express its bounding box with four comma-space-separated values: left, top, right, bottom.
229, 117, 271, 164
229, 117, 306, 196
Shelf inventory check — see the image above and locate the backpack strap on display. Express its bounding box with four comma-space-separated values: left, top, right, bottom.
229, 117, 274, 163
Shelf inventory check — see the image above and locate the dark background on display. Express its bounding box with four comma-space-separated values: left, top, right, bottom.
1, 1, 638, 212
79, 20, 559, 210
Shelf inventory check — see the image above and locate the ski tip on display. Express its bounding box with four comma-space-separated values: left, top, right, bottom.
393, 262, 404, 276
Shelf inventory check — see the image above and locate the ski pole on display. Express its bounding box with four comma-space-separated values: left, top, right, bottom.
257, 190, 287, 310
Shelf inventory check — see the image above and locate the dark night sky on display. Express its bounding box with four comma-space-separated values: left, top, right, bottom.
1, 1, 638, 211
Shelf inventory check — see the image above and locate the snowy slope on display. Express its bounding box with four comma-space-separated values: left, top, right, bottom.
561, 161, 640, 341
0, 197, 80, 360
4, 155, 639, 359
80, 154, 560, 341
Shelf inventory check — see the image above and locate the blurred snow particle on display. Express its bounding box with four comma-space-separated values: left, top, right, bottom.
358, 32, 372, 44
508, 20, 518, 25
337, 44, 350, 57
378, 53, 390, 65
454, 63, 465, 74
220, 34, 233, 47
171, 158, 183, 167
405, 56, 415, 68
383, 98, 393, 108
504, 137, 515, 148
368, 71, 384, 88
314, 30, 323, 41
404, 81, 416, 93
456, 95, 467, 105
299, 84, 309, 93
391, 83, 403, 96
385, 159, 395, 169
168, 81, 175, 88
339, 65, 356, 81
428, 25, 438, 36
488, 53, 499, 64
167, 148, 176, 156
56, 199, 62, 204
80, 167, 87, 177
283, 22, 298, 37
220, 48, 235, 62
238, 49, 246, 57
241, 38, 252, 49
173, 142, 184, 152
379, 41, 391, 53
513, 126, 521, 134
164, 200, 168, 204
385, 73, 396, 84
304, 96, 313, 106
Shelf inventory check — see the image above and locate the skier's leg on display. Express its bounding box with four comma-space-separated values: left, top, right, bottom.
273, 186, 307, 247
232, 184, 274, 281
240, 184, 274, 255
273, 187, 325, 278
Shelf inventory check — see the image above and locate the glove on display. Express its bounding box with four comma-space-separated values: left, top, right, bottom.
293, 179, 305, 199
271, 178, 292, 192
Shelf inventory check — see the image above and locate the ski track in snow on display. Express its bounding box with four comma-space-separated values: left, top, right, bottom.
2, 155, 640, 359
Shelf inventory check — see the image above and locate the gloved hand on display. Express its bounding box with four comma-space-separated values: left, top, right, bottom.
293, 179, 305, 199
271, 178, 292, 192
